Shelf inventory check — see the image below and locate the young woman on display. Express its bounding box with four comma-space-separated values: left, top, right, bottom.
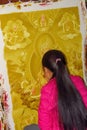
38, 49, 87, 130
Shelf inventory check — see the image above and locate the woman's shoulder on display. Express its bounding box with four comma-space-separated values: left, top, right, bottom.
41, 78, 56, 94
70, 75, 84, 82
70, 75, 86, 89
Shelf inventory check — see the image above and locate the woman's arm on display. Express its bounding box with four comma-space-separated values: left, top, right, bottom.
38, 87, 52, 130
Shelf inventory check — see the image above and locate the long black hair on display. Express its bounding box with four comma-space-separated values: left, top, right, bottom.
42, 49, 87, 130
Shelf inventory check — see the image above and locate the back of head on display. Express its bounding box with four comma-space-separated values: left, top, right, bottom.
42, 50, 67, 76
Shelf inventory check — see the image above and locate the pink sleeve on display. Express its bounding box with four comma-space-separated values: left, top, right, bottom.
38, 87, 52, 130
72, 76, 87, 108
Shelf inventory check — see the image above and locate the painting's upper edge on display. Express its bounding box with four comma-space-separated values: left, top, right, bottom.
0, 0, 79, 14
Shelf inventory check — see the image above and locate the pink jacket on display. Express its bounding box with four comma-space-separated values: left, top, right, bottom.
38, 75, 87, 130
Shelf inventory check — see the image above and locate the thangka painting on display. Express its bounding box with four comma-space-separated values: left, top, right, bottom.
0, 0, 86, 130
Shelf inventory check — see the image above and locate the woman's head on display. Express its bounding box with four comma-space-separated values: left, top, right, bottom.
42, 50, 67, 80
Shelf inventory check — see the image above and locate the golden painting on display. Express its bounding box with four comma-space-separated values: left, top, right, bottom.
0, 7, 83, 130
